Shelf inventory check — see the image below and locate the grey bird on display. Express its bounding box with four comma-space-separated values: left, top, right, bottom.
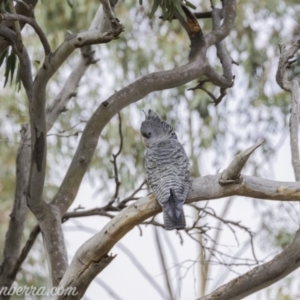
140, 110, 190, 230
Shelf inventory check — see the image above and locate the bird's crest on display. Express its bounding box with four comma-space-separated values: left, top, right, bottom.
143, 109, 176, 139
144, 109, 161, 121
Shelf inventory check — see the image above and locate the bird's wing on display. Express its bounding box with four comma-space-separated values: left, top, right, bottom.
145, 139, 190, 204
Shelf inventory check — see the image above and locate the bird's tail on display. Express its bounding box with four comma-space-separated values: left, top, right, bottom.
162, 188, 186, 230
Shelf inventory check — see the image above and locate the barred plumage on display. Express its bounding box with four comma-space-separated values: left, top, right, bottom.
140, 110, 190, 230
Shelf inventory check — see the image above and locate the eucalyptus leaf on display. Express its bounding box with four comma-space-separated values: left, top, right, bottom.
185, 0, 196, 10
0, 49, 8, 68
149, 0, 160, 18
173, 0, 187, 21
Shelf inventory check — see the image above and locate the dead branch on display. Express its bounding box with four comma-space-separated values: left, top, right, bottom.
219, 141, 263, 184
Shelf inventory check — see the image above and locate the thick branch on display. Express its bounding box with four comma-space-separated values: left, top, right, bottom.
0, 4, 118, 292
204, 0, 236, 48
0, 1, 120, 293
57, 172, 300, 298
0, 127, 31, 299
0, 29, 35, 288
205, 7, 234, 89
25, 2, 123, 286
0, 25, 17, 45
290, 79, 300, 180
276, 41, 300, 180
39, 204, 68, 286
174, 4, 204, 60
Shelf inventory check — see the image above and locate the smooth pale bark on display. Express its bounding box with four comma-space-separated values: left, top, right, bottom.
57, 171, 300, 299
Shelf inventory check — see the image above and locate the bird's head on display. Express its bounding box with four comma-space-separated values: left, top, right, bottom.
140, 110, 176, 146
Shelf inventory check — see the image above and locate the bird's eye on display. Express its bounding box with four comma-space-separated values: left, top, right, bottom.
148, 132, 152, 136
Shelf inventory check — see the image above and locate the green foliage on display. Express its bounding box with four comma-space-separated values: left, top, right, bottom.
274, 230, 294, 249
0, 0, 9, 11
0, 47, 18, 88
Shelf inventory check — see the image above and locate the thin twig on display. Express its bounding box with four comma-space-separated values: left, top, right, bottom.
154, 228, 174, 300
118, 179, 147, 208
111, 112, 123, 201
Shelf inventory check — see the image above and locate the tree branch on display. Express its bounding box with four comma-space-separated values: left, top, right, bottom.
46, 4, 104, 130
276, 40, 300, 180
8, 0, 22, 51
0, 126, 31, 298
173, 4, 204, 60
0, 4, 119, 291
219, 141, 262, 184
49, 0, 237, 215
203, 5, 234, 93
204, 0, 236, 48
25, 1, 123, 286
56, 140, 300, 299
